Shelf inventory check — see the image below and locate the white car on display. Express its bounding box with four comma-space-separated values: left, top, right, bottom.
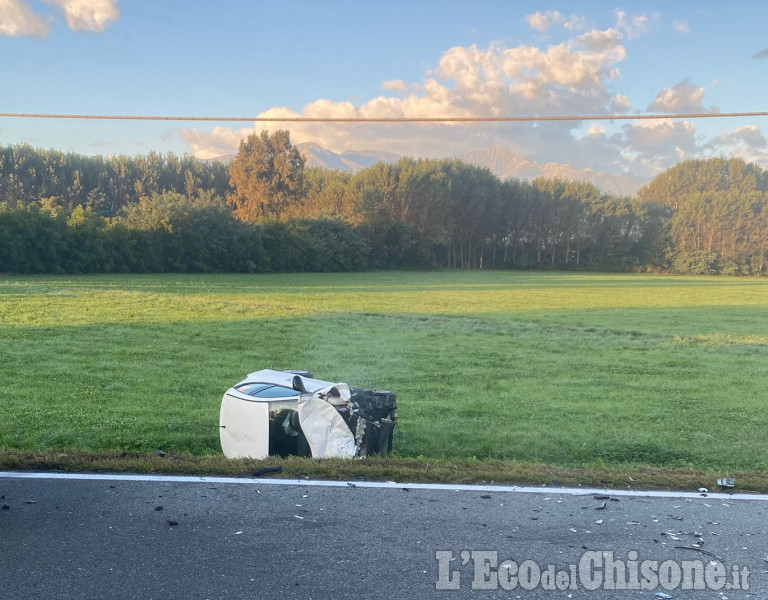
220, 369, 396, 460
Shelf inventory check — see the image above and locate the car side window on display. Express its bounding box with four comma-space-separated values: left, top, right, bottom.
235, 383, 271, 396
236, 383, 297, 398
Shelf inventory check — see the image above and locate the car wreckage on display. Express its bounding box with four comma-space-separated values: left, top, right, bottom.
219, 369, 397, 459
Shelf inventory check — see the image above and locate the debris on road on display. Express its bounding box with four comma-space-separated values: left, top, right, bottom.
674, 546, 723, 562
592, 494, 619, 502
595, 501, 607, 510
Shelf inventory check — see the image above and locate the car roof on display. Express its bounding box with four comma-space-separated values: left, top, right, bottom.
237, 369, 335, 393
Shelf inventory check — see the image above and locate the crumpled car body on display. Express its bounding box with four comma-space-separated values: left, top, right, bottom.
220, 369, 397, 460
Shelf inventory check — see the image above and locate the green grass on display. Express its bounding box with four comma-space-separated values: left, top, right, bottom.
1, 271, 767, 481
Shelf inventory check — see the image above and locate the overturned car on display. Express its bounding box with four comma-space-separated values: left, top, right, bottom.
219, 369, 397, 460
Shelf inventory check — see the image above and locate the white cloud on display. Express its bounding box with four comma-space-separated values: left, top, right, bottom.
525, 11, 589, 33
381, 79, 406, 93
525, 10, 564, 32
181, 27, 634, 167
576, 28, 623, 52
614, 10, 650, 39
178, 17, 766, 179
624, 119, 696, 153
619, 119, 698, 174
181, 126, 250, 160
673, 20, 690, 34
713, 125, 767, 150
587, 124, 605, 137
599, 120, 768, 177
610, 94, 632, 112
439, 33, 627, 93
0, 0, 51, 38
648, 79, 715, 113
573, 128, 627, 173
709, 125, 768, 166
45, 0, 119, 32
564, 15, 588, 32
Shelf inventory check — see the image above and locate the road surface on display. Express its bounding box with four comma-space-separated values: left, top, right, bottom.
1, 473, 766, 599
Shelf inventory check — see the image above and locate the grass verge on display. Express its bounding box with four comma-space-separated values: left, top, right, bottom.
1, 450, 766, 494
2, 271, 768, 484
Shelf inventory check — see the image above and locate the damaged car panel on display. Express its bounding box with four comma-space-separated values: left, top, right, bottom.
220, 369, 397, 460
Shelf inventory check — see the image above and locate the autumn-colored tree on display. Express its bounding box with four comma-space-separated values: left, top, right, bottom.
227, 130, 305, 221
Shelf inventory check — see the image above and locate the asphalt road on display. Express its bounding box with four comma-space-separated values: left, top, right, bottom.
1, 474, 767, 599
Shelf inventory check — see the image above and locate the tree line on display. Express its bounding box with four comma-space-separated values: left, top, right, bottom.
1, 132, 767, 275
0, 144, 229, 216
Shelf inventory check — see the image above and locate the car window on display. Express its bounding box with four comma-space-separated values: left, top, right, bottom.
235, 383, 271, 396
236, 383, 297, 399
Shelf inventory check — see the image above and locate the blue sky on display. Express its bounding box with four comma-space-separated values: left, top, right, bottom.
1, 1, 767, 177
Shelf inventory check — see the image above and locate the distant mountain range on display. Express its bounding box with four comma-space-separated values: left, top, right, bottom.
295, 142, 401, 172
210, 142, 650, 197
457, 144, 650, 197
298, 142, 648, 196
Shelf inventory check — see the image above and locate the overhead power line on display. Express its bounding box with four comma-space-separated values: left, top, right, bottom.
0, 111, 767, 123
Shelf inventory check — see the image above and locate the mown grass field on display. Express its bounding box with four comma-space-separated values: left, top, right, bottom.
1, 271, 767, 483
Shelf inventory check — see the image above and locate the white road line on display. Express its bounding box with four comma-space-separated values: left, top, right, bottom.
0, 471, 765, 501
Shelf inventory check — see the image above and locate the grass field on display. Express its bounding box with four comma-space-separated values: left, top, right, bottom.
1, 271, 767, 483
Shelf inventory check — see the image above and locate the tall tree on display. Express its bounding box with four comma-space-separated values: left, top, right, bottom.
637, 157, 768, 209
639, 157, 768, 273
227, 130, 305, 221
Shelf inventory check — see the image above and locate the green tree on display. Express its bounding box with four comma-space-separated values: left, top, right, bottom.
299, 168, 355, 219
640, 157, 768, 273
637, 157, 768, 209
227, 130, 305, 221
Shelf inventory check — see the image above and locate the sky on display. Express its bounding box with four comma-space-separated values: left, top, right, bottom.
1, 0, 767, 178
